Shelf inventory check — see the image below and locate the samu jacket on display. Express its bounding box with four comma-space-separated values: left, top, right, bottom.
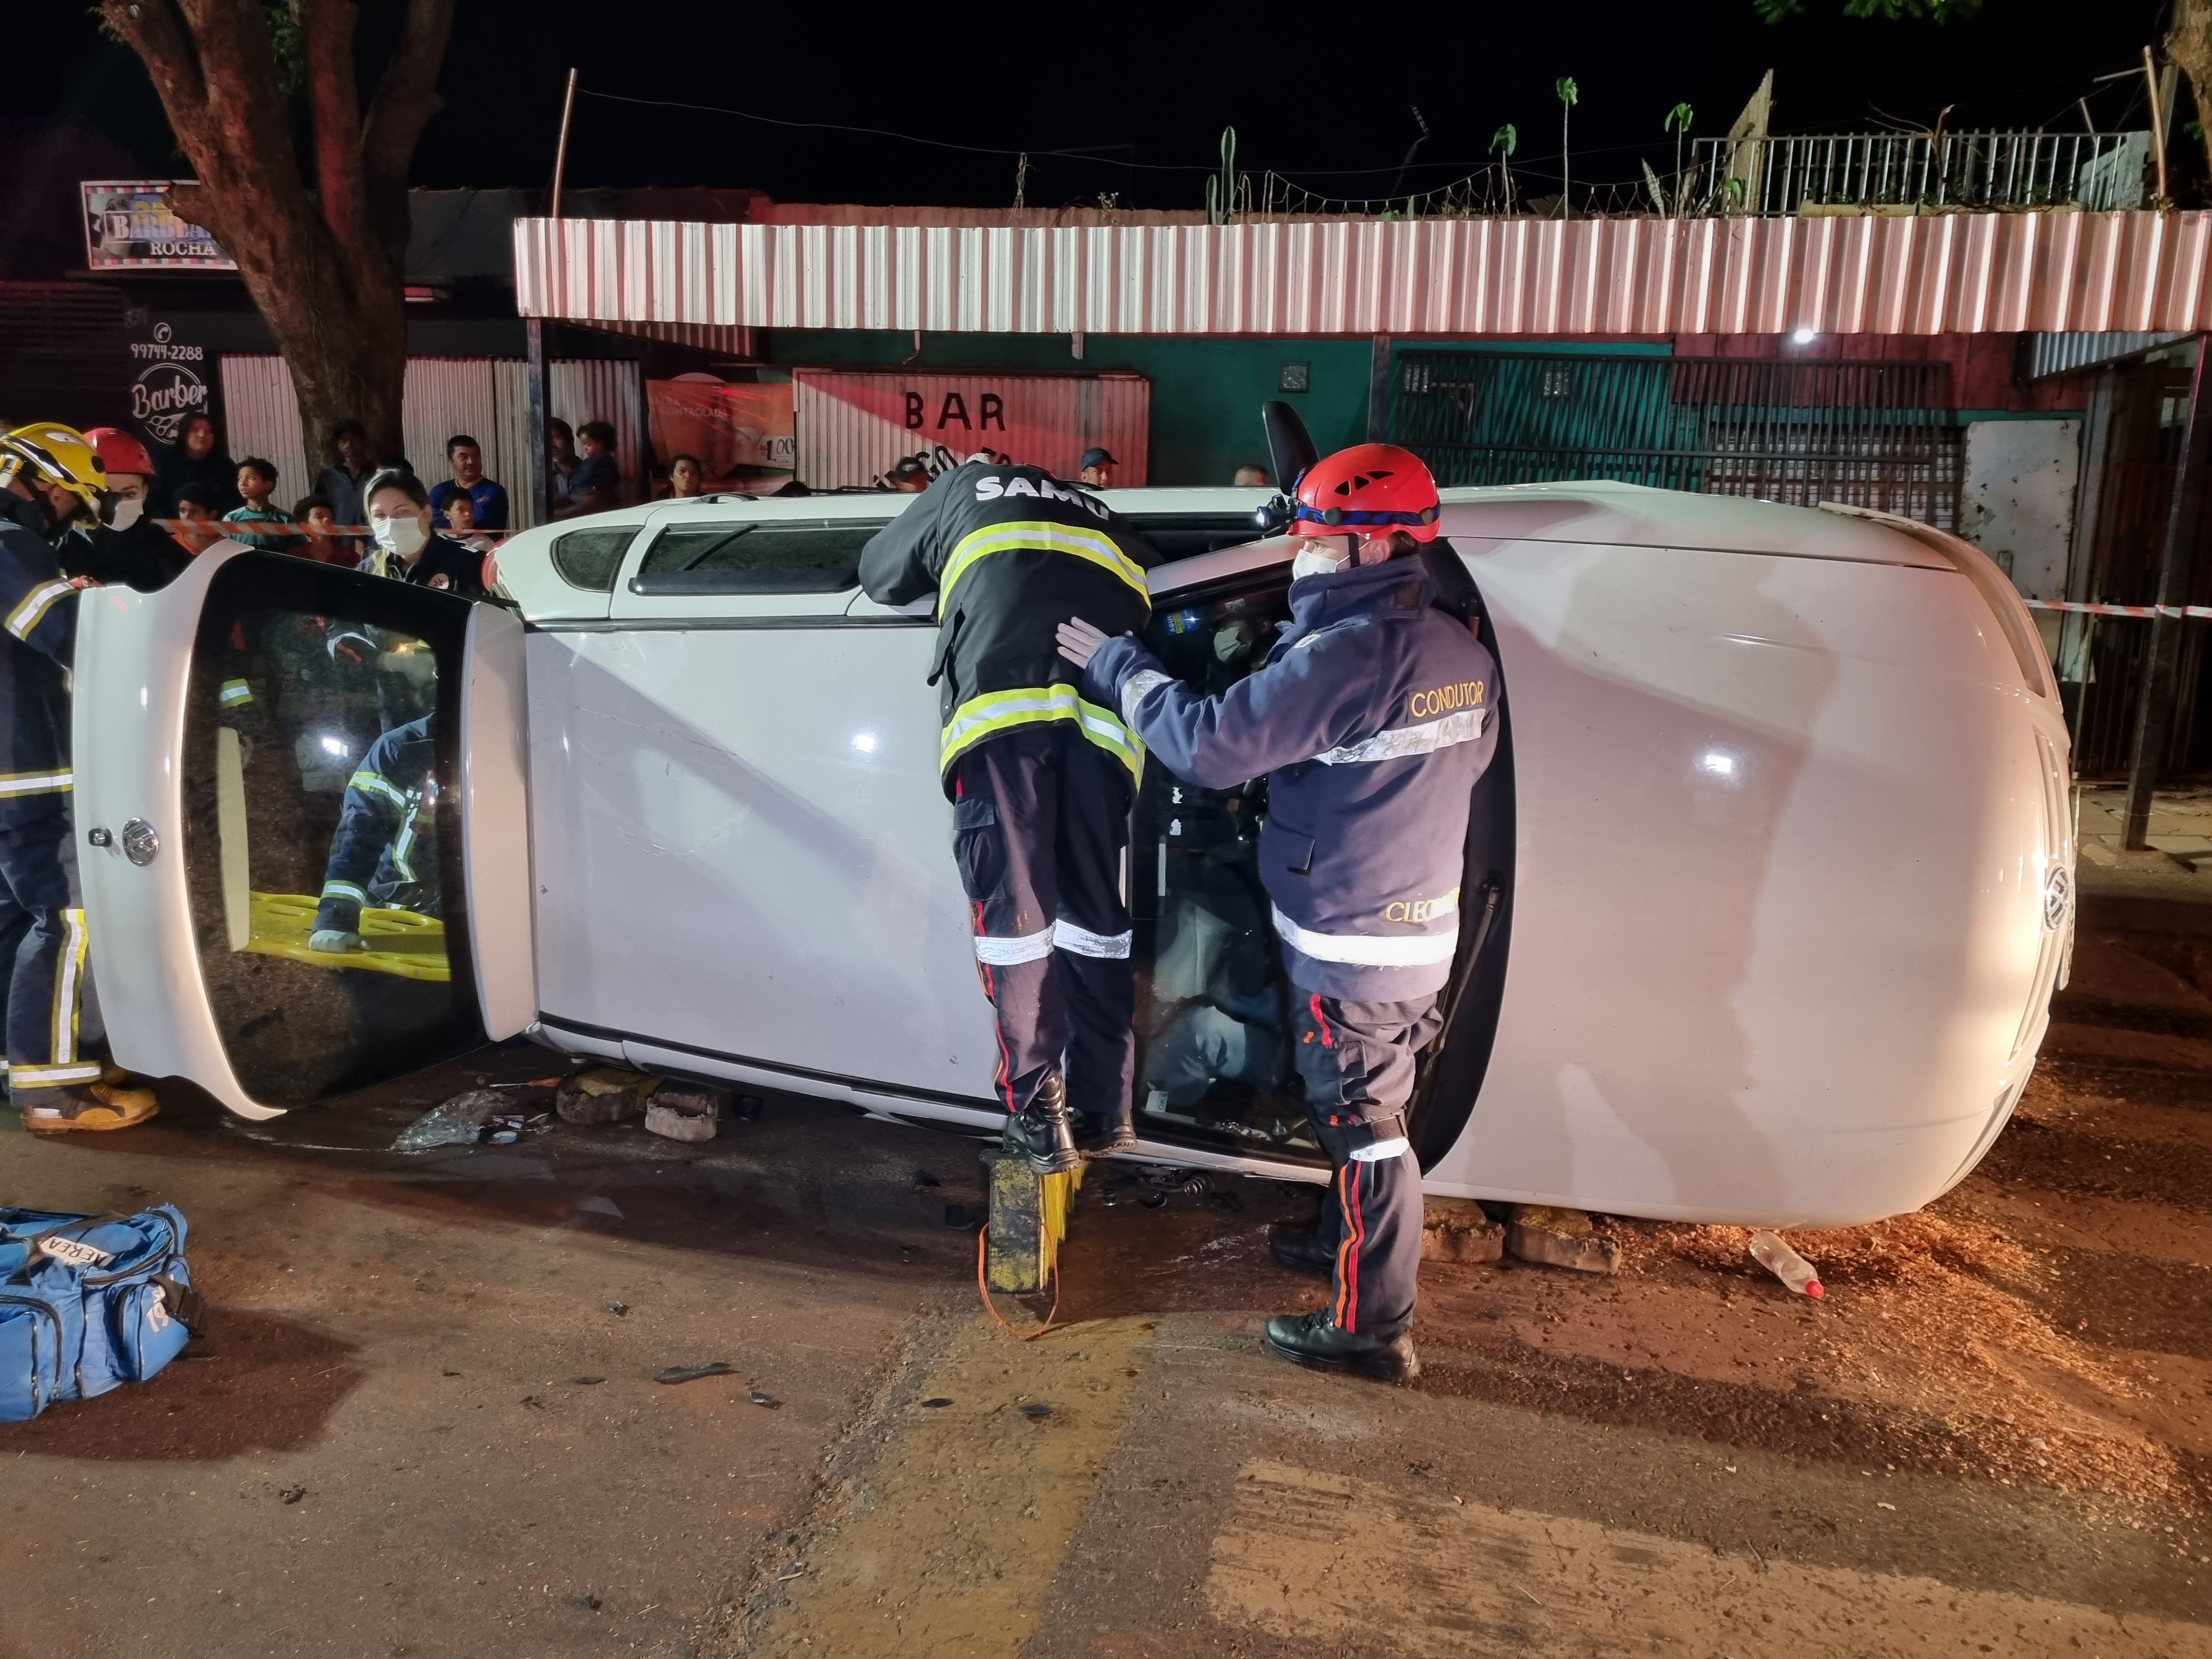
0, 495, 83, 831
858, 461, 1159, 795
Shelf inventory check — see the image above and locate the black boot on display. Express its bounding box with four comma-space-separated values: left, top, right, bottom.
1073, 1110, 1137, 1159
1004, 1073, 1083, 1175
1268, 1225, 1335, 1278
1262, 1310, 1419, 1382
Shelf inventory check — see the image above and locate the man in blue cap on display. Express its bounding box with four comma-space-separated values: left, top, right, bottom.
1077, 448, 1116, 488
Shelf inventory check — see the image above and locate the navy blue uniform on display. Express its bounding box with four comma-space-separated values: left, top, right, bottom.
1086, 555, 1497, 1338
860, 463, 1158, 1121
313, 716, 439, 935
0, 496, 100, 1098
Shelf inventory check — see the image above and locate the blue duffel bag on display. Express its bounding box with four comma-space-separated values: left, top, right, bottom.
0, 1205, 202, 1422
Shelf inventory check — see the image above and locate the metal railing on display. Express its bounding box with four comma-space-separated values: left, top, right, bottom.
1390, 351, 1962, 531
1686, 131, 2149, 216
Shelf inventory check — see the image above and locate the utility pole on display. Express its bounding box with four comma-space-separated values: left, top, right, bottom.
532, 66, 577, 527
2123, 335, 2212, 848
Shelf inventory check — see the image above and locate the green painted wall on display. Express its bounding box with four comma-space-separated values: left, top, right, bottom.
759, 331, 1673, 487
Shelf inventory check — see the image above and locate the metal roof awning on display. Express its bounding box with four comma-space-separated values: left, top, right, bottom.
513, 210, 2212, 338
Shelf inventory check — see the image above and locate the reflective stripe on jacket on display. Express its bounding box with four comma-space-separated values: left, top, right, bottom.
0, 498, 81, 831
858, 461, 1158, 794
1086, 555, 1498, 1000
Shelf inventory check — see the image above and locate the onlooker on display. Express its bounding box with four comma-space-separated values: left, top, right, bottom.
223, 458, 302, 551
291, 493, 352, 565
664, 453, 706, 499
1232, 464, 1272, 487
359, 467, 488, 595
318, 419, 374, 545
153, 413, 241, 516
429, 434, 509, 531
441, 489, 494, 555
171, 483, 227, 556
1077, 447, 1116, 488
552, 419, 620, 520
548, 417, 579, 506
886, 456, 931, 493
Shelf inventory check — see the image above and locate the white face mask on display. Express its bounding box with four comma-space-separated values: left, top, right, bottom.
372, 513, 428, 561
106, 496, 143, 532
1290, 544, 1348, 582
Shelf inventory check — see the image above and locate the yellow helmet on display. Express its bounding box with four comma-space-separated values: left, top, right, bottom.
0, 422, 108, 517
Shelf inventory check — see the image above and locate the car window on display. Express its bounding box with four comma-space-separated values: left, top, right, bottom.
630, 520, 882, 595
551, 527, 637, 592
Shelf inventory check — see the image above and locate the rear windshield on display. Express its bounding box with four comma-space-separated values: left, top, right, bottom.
180, 554, 485, 1106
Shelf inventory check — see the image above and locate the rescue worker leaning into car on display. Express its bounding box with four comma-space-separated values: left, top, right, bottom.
1058, 445, 1497, 1383
0, 424, 163, 1132
859, 456, 1160, 1175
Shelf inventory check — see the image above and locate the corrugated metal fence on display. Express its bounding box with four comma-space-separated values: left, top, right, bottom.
514, 210, 2212, 338
218, 355, 644, 526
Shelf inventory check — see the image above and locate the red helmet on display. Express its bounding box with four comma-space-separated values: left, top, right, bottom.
84, 426, 156, 478
1291, 443, 1441, 543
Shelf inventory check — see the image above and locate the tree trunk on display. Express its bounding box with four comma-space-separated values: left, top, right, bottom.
99, 0, 452, 472
2170, 0, 2212, 192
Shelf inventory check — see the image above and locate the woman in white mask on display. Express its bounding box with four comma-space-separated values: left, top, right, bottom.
360, 467, 488, 596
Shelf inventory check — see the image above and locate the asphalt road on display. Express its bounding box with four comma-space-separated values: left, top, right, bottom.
2, 918, 2209, 1659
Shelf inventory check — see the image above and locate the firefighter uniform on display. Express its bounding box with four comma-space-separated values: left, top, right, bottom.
1085, 551, 1498, 1369
312, 714, 440, 940
0, 495, 101, 1103
859, 460, 1158, 1165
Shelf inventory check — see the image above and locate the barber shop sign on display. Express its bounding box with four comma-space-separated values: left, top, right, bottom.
122, 315, 216, 449
792, 369, 1149, 489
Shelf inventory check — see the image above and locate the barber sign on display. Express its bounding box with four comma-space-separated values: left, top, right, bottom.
793, 370, 1149, 489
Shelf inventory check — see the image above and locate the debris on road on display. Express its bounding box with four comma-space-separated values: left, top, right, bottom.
655, 1361, 735, 1385
571, 1375, 605, 1385
392, 1088, 507, 1150
921, 1397, 952, 1408
608, 1301, 628, 1316
1017, 1402, 1052, 1418
1748, 1229, 1826, 1297
645, 1083, 728, 1142
278, 1485, 306, 1504
1423, 1197, 1506, 1263
554, 1067, 662, 1125
1504, 1204, 1622, 1274
574, 1195, 624, 1220
748, 1390, 780, 1408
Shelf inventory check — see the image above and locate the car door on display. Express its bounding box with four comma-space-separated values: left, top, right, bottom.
76, 546, 532, 1118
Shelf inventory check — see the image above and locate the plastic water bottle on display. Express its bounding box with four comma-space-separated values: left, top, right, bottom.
1748, 1230, 1825, 1297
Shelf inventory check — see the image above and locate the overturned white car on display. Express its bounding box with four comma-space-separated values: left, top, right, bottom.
76, 475, 2072, 1227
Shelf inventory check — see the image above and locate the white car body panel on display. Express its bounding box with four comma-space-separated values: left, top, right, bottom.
77, 482, 2072, 1226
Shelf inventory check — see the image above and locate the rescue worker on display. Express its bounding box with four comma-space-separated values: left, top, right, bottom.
0, 423, 160, 1131
66, 427, 192, 591
308, 713, 439, 952
859, 458, 1160, 1173
1059, 444, 1497, 1381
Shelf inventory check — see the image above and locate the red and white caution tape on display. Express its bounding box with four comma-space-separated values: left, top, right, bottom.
2023, 599, 2212, 619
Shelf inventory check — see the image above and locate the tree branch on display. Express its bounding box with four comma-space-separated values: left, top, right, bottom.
359, 0, 455, 272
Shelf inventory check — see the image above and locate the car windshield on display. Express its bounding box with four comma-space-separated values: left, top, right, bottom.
179, 555, 484, 1105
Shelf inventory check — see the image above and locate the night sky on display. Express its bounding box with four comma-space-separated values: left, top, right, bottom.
12, 1, 2187, 212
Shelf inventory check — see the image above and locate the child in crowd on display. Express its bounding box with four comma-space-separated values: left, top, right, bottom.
291, 493, 352, 565
172, 483, 227, 556
222, 458, 302, 552
441, 488, 493, 555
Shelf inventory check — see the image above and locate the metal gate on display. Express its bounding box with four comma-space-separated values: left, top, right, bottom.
1389, 351, 1962, 531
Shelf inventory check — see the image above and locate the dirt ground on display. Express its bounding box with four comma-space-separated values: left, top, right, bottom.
2, 902, 2210, 1657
